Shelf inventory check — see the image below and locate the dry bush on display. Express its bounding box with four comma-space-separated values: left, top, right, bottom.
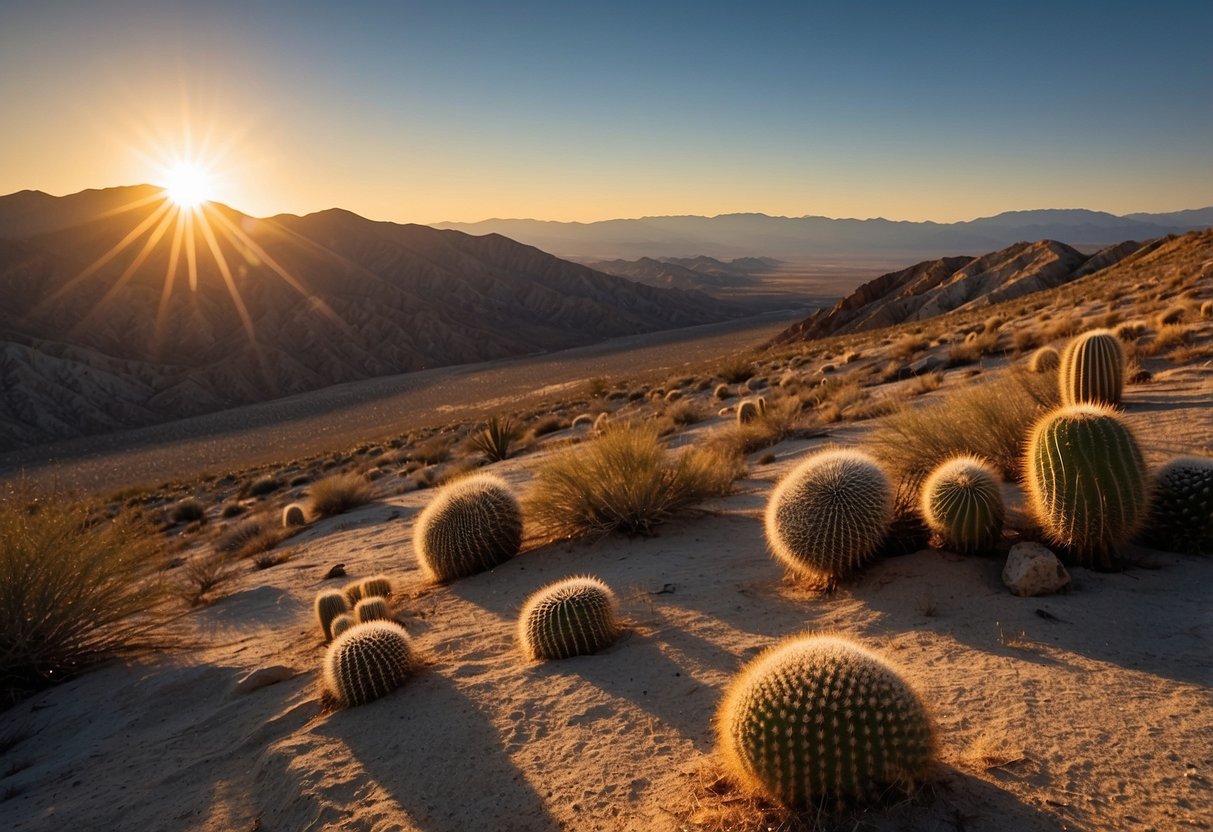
661, 399, 707, 429
1039, 314, 1081, 342
528, 414, 567, 438
0, 488, 170, 705
716, 356, 755, 384
869, 368, 1059, 482
309, 473, 375, 517
945, 330, 1001, 366
171, 497, 206, 524
708, 395, 808, 454
892, 334, 930, 360
525, 423, 741, 539
910, 371, 945, 395
1147, 323, 1193, 355
1167, 343, 1213, 363
176, 553, 238, 607
1011, 329, 1041, 353
411, 436, 452, 465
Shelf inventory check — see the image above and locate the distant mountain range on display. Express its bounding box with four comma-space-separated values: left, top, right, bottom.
433, 208, 1213, 260
0, 185, 738, 449
579, 255, 780, 295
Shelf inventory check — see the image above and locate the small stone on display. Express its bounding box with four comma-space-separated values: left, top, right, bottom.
1002, 542, 1071, 597
233, 665, 298, 695
323, 563, 346, 579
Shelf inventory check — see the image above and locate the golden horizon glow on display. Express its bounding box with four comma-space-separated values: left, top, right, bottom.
159, 161, 214, 209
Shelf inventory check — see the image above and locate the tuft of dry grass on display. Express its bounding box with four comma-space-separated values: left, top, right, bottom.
309, 473, 375, 517
176, 553, 238, 607
909, 371, 944, 395
1146, 323, 1193, 355
716, 356, 755, 384
945, 330, 1001, 366
469, 415, 519, 462
707, 395, 809, 454
525, 423, 741, 539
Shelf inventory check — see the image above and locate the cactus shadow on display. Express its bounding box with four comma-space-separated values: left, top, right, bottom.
896, 763, 1078, 831
316, 671, 561, 832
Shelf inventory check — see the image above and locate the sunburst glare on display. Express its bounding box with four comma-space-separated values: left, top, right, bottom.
160, 161, 213, 208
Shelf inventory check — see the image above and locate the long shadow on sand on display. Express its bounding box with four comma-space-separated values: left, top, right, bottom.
317, 671, 560, 832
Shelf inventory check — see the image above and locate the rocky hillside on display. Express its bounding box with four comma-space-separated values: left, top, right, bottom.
581, 255, 777, 295
768, 238, 1153, 344
0, 187, 739, 450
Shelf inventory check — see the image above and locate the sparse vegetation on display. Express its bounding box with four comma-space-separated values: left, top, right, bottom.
469, 415, 519, 462
309, 473, 375, 517
171, 497, 206, 524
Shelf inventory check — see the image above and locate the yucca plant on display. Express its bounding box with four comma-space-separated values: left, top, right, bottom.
469, 415, 519, 462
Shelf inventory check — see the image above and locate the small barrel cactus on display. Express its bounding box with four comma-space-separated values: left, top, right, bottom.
765, 448, 893, 582
714, 383, 731, 400
756, 396, 767, 415
736, 399, 760, 425
717, 634, 934, 807
1202, 300, 1212, 320
282, 503, 307, 527
1059, 329, 1125, 407
414, 473, 523, 583
359, 574, 393, 599
1025, 404, 1147, 567
354, 597, 392, 624
330, 614, 355, 639
920, 456, 1005, 554
518, 576, 621, 660
343, 580, 366, 606
1027, 346, 1060, 373
323, 621, 416, 707
315, 590, 350, 641
665, 389, 683, 402
1142, 456, 1213, 554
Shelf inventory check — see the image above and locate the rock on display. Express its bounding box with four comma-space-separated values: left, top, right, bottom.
233, 665, 298, 696
909, 355, 946, 376
323, 563, 346, 580
1002, 542, 1071, 597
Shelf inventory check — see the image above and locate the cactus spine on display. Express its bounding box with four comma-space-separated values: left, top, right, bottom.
323, 621, 416, 707
717, 634, 934, 807
765, 448, 893, 582
330, 614, 355, 639
736, 399, 760, 425
1025, 404, 1147, 567
315, 590, 350, 641
282, 503, 307, 527
414, 473, 523, 583
518, 576, 621, 660
1142, 456, 1213, 554
920, 456, 1005, 554
354, 597, 392, 624
1059, 330, 1125, 407
1028, 346, 1060, 373
359, 575, 393, 599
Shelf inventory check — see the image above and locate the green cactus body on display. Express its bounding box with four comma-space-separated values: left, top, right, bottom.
736, 399, 760, 425
1025, 404, 1147, 567
360, 575, 393, 599
765, 448, 893, 582
354, 597, 392, 624
315, 590, 350, 641
282, 503, 307, 527
1059, 330, 1125, 407
920, 456, 1005, 554
343, 580, 366, 606
1028, 346, 1060, 373
323, 621, 415, 707
518, 576, 621, 660
330, 614, 355, 639
1143, 456, 1213, 554
718, 634, 934, 807
414, 473, 523, 583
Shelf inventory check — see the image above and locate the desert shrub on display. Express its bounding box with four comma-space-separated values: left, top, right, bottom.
708, 396, 805, 456
215, 517, 270, 554
1011, 329, 1041, 353
945, 330, 1001, 366
1156, 305, 1187, 326
869, 369, 1059, 483
469, 415, 519, 462
526, 423, 740, 539
0, 490, 169, 704
892, 334, 930, 360
910, 371, 945, 395
586, 377, 610, 398
663, 399, 706, 428
529, 414, 567, 437
844, 395, 902, 421
1148, 323, 1193, 355
717, 356, 755, 384
412, 436, 452, 465
309, 473, 375, 517
246, 477, 282, 497
220, 503, 248, 519
177, 554, 238, 607
171, 498, 206, 524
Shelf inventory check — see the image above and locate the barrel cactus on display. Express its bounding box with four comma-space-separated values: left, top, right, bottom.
343, 580, 366, 606
920, 456, 1005, 554
717, 634, 934, 807
282, 503, 307, 527
518, 576, 621, 660
330, 614, 355, 639
315, 590, 351, 641
354, 597, 392, 624
414, 473, 523, 583
323, 621, 416, 708
1202, 300, 1212, 320
736, 399, 761, 426
1059, 329, 1125, 407
1027, 346, 1060, 373
359, 574, 393, 599
1142, 456, 1213, 554
1025, 404, 1147, 567
765, 448, 893, 583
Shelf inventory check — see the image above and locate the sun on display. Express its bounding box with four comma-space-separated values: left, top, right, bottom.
160, 162, 213, 208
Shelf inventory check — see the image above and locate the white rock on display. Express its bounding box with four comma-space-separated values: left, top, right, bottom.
232, 665, 298, 696
1002, 542, 1071, 597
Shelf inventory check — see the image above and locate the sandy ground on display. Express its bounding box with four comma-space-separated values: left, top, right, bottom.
1, 361, 1209, 832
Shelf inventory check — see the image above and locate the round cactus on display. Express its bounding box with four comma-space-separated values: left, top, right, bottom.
413, 473, 523, 583
1027, 346, 1060, 373
714, 383, 731, 400
323, 621, 416, 708
736, 399, 760, 425
1025, 404, 1147, 568
330, 614, 355, 639
765, 448, 893, 582
282, 503, 307, 527
359, 574, 393, 599
354, 597, 392, 624
315, 590, 351, 641
1202, 300, 1212, 320
920, 456, 1005, 554
1059, 329, 1125, 407
518, 576, 621, 660
717, 634, 934, 807
1142, 456, 1213, 555
343, 580, 366, 606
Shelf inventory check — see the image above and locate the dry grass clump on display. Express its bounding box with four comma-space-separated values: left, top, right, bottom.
716, 356, 755, 384
245, 476, 282, 497
1146, 323, 1193, 356
469, 415, 519, 462
525, 423, 741, 539
1039, 314, 1081, 342
411, 436, 452, 465
945, 330, 1000, 366
176, 553, 239, 607
892, 334, 930, 360
0, 487, 170, 705
909, 371, 945, 395
309, 472, 375, 517
869, 368, 1059, 482
214, 515, 287, 559
171, 497, 206, 524
662, 399, 707, 429
709, 395, 808, 453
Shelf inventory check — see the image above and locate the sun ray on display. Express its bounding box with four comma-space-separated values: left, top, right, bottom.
184, 208, 199, 291
195, 204, 256, 342
153, 207, 188, 353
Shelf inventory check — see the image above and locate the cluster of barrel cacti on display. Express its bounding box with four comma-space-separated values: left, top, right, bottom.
315, 574, 395, 641
736, 396, 766, 426
323, 620, 417, 707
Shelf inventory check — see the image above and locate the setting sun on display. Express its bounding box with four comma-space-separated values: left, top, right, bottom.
160, 162, 213, 208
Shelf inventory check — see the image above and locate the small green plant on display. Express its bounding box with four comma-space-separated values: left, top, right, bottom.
920, 456, 1005, 554
717, 634, 934, 807
764, 448, 893, 584
469, 415, 519, 462
323, 621, 416, 708
309, 473, 374, 517
518, 576, 621, 660
315, 590, 350, 641
1141, 456, 1213, 555
414, 473, 523, 582
1059, 329, 1125, 407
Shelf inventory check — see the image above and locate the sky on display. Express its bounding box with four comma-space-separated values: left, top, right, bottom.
0, 0, 1210, 224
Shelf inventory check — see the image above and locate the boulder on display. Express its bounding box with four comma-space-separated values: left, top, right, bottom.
1002, 542, 1070, 597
